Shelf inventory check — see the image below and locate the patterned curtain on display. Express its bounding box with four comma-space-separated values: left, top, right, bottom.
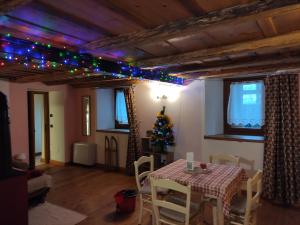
263, 74, 300, 205
124, 87, 141, 176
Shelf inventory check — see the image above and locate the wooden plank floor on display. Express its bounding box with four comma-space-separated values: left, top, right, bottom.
43, 165, 300, 225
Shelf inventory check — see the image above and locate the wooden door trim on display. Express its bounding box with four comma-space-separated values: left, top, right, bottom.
27, 91, 50, 169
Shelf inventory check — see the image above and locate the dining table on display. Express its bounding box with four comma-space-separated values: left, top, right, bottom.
150, 159, 246, 225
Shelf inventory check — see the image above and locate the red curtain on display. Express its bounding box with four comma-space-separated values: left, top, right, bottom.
124, 87, 141, 175
263, 74, 300, 205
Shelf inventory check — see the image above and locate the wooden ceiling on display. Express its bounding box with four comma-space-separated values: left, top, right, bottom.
1, 0, 300, 85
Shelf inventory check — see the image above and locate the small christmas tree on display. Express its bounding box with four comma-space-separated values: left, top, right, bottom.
151, 106, 175, 152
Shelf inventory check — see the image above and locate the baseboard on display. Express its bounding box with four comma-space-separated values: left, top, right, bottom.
49, 161, 125, 172
49, 160, 68, 167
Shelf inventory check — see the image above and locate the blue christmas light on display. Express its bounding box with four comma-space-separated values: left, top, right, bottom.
0, 34, 185, 85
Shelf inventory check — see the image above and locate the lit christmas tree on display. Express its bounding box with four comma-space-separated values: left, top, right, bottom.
151, 106, 175, 152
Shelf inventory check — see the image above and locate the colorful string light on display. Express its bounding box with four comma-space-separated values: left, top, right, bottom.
0, 34, 184, 85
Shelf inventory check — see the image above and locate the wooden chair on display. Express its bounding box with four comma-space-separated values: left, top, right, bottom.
228, 170, 262, 225
207, 154, 240, 225
238, 157, 256, 192
209, 154, 240, 166
150, 177, 202, 225
134, 155, 155, 225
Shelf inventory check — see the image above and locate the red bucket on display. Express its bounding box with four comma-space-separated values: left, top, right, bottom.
114, 189, 136, 213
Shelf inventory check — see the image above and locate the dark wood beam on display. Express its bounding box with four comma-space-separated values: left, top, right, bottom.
44, 77, 140, 87
137, 30, 300, 67
72, 79, 140, 88
179, 61, 300, 79
177, 0, 205, 16
85, 0, 300, 51
0, 0, 32, 15
95, 0, 151, 29
168, 53, 300, 74
34, 1, 113, 37
0, 26, 77, 49
5, 15, 88, 42
256, 17, 278, 37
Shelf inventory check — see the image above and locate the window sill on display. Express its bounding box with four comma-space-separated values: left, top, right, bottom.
96, 129, 130, 134
204, 134, 264, 143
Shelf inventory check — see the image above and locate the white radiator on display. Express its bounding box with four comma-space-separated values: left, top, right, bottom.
73, 142, 97, 166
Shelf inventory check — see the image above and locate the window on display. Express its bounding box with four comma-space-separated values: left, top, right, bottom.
115, 89, 129, 129
224, 78, 265, 136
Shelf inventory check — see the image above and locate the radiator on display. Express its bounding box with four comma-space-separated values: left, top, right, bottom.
73, 142, 97, 166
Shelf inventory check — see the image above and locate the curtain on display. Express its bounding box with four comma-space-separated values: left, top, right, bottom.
115, 90, 128, 124
227, 80, 265, 128
263, 74, 300, 205
124, 87, 141, 176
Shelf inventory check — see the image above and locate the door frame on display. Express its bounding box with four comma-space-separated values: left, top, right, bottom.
28, 91, 50, 169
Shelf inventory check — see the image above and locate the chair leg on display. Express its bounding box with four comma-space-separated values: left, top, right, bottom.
212, 206, 218, 225
252, 211, 258, 225
138, 196, 143, 225
151, 212, 155, 225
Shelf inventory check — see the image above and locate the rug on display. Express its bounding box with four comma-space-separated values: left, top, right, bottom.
29, 202, 87, 225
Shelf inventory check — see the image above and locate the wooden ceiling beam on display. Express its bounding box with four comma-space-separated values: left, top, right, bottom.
34, 1, 113, 37
95, 0, 151, 29
177, 0, 206, 16
0, 0, 32, 15
177, 60, 300, 79
168, 53, 300, 74
256, 17, 278, 37
137, 30, 300, 67
85, 0, 300, 51
71, 79, 140, 88
0, 26, 76, 49
5, 15, 88, 42
44, 77, 140, 88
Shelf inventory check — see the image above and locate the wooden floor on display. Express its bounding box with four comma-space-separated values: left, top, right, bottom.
42, 165, 300, 225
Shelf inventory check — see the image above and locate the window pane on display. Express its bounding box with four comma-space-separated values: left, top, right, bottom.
243, 94, 257, 104
243, 84, 257, 91
227, 80, 265, 128
115, 90, 128, 125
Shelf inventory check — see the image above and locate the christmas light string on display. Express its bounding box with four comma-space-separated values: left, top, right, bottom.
0, 34, 184, 85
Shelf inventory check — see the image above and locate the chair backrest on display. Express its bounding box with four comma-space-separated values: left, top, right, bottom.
150, 177, 191, 225
134, 155, 154, 191
239, 157, 255, 172
209, 153, 240, 166
244, 170, 262, 225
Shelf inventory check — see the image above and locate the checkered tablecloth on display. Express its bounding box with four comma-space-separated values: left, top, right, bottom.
150, 159, 246, 216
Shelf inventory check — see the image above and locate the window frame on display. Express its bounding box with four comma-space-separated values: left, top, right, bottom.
223, 77, 265, 136
114, 88, 129, 129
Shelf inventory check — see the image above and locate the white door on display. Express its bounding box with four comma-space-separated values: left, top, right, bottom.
49, 91, 65, 162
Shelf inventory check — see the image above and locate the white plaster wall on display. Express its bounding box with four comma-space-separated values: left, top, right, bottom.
96, 89, 114, 129
134, 82, 182, 140
205, 79, 223, 135
203, 139, 264, 170
174, 80, 205, 161
94, 132, 128, 168
134, 81, 205, 161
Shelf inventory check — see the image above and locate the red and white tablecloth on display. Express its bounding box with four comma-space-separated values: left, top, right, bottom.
150, 159, 246, 216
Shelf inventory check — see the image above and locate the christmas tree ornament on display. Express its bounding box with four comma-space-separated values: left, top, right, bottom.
151, 106, 175, 152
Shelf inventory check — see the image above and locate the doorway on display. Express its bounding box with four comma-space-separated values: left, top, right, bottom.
28, 91, 50, 169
